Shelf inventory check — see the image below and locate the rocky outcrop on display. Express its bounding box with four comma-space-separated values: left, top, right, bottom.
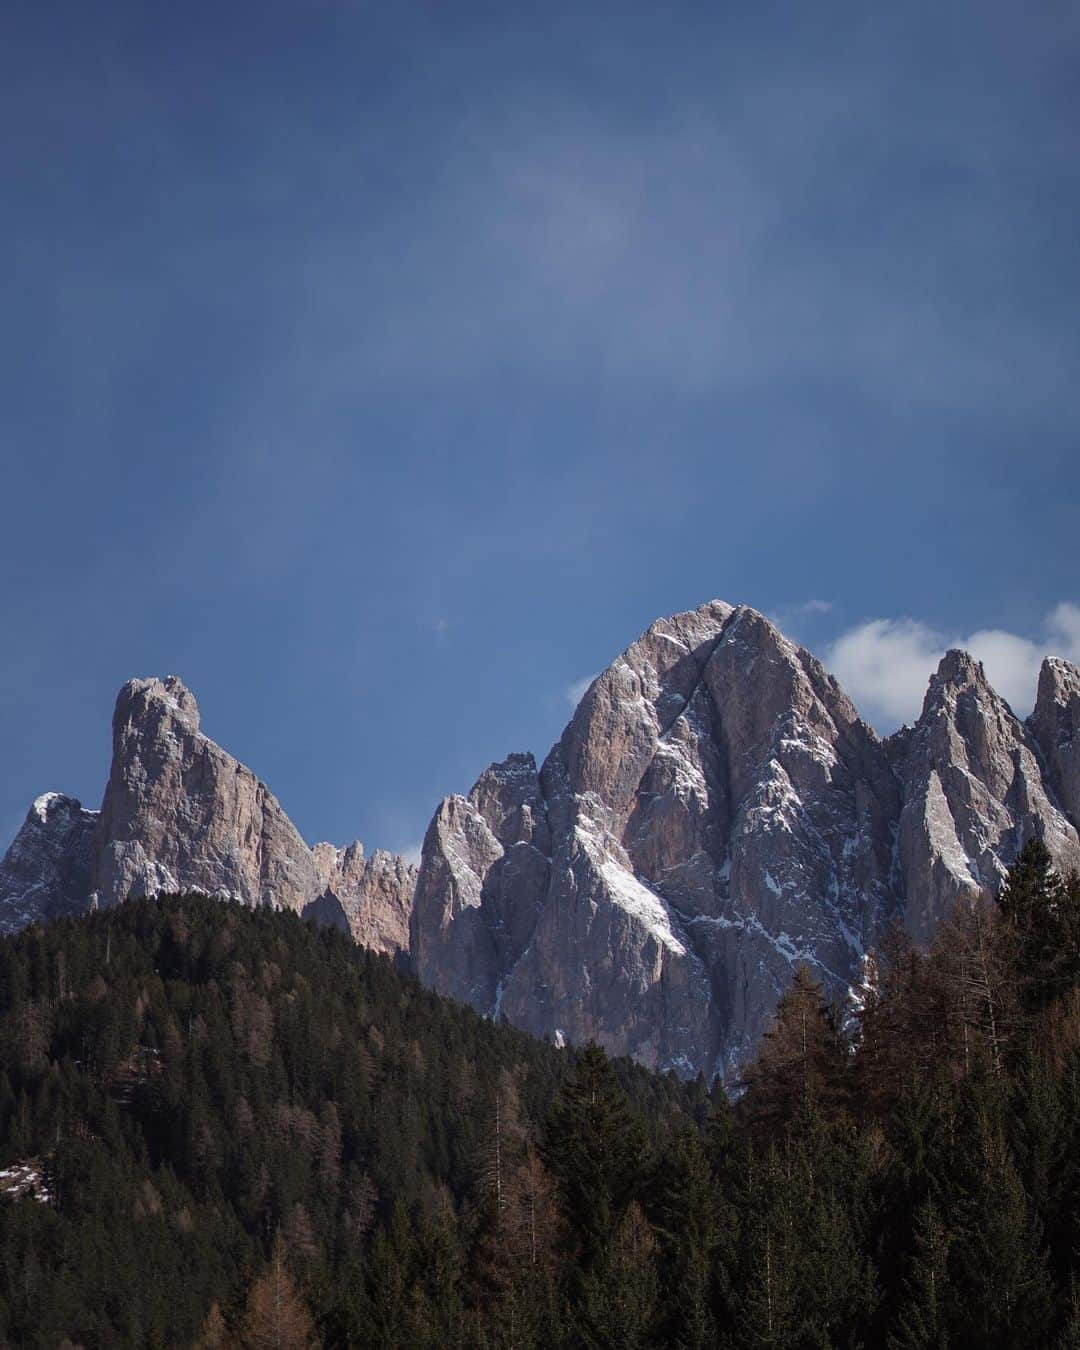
411, 753, 552, 1011
413, 604, 1080, 1080
0, 794, 98, 933
1029, 657, 1080, 832
310, 842, 417, 956
94, 676, 324, 911
3, 606, 1079, 1081
894, 652, 1080, 943
0, 676, 414, 955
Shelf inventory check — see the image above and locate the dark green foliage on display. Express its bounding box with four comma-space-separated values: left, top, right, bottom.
999, 838, 1080, 1012
1, 841, 1079, 1347
0, 897, 697, 1347
543, 1041, 646, 1268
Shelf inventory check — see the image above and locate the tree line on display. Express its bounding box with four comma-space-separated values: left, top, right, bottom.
0, 840, 1077, 1347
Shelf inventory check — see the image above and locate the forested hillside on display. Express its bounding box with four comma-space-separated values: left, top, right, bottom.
2, 843, 1080, 1348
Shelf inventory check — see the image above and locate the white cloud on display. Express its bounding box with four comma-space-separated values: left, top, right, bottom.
1049, 601, 1080, 652
400, 841, 424, 867
825, 603, 1080, 731
827, 619, 945, 728
566, 673, 598, 709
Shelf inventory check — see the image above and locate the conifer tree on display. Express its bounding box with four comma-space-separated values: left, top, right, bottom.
886, 1200, 950, 1350
543, 1042, 646, 1270
654, 1128, 718, 1349
949, 1108, 1051, 1347
241, 1235, 316, 1350
740, 964, 849, 1134
999, 839, 1080, 1014
193, 1300, 234, 1350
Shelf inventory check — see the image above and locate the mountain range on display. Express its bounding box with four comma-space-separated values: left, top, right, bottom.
3, 599, 1078, 1079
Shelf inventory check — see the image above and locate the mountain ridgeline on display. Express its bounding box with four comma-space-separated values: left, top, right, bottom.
3, 601, 1079, 1078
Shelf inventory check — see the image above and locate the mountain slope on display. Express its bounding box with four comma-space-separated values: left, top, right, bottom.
2, 600, 1079, 1080
0, 676, 416, 955
413, 603, 1080, 1078
0, 894, 706, 1348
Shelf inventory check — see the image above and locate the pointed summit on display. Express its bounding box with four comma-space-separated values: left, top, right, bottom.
115, 674, 201, 733
415, 598, 899, 1079
1029, 655, 1080, 829
0, 793, 98, 933
94, 675, 415, 952
932, 647, 986, 688
894, 648, 1080, 942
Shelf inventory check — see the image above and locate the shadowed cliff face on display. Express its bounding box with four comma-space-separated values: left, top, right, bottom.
411, 603, 1080, 1080
0, 793, 98, 931
2, 602, 1079, 1079
1030, 657, 1080, 832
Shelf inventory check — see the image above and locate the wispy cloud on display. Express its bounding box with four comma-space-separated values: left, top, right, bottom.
767, 599, 834, 634
825, 602, 1080, 729
565, 673, 598, 709
400, 841, 424, 867
278, 69, 1078, 427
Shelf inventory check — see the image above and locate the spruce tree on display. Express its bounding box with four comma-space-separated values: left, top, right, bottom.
542, 1042, 646, 1270
886, 1200, 950, 1350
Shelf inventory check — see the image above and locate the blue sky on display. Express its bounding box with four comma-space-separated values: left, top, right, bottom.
2, 0, 1078, 858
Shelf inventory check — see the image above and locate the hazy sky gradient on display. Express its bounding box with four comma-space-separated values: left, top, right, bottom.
2, 0, 1078, 855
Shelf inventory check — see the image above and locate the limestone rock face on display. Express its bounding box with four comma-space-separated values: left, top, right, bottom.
894, 651, 1080, 943
412, 605, 1080, 1080
414, 604, 902, 1077
1029, 657, 1080, 831
94, 676, 323, 911
310, 842, 417, 956
411, 754, 551, 1012
4, 615, 1080, 1082
0, 794, 98, 933
0, 675, 415, 955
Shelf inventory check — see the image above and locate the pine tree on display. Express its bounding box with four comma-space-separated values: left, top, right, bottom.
654, 1128, 718, 1349
949, 1105, 1051, 1348
543, 1042, 646, 1270
999, 839, 1080, 1014
576, 1201, 659, 1350
886, 1200, 950, 1350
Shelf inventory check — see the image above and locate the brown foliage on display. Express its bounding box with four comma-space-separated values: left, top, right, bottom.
241, 1237, 317, 1350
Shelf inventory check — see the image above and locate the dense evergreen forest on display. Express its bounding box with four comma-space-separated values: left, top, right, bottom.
1, 842, 1079, 1348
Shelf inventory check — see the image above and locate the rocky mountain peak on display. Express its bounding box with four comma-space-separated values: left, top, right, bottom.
415, 600, 1080, 1079
4, 605, 1080, 1083
0, 675, 415, 956
930, 646, 986, 690
895, 647, 1080, 943
116, 674, 202, 734
468, 752, 550, 853
1029, 655, 1080, 829
1037, 655, 1080, 705
0, 793, 98, 933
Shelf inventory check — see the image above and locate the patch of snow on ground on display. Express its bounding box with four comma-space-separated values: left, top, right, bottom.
0, 1161, 52, 1205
